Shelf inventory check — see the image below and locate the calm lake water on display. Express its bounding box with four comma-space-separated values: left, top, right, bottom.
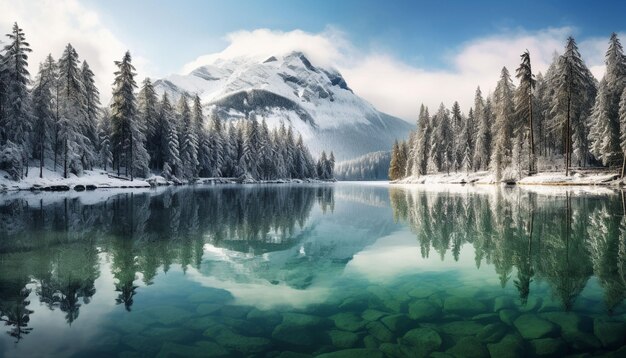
0, 183, 625, 357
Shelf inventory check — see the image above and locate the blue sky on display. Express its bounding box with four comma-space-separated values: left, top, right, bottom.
82, 0, 625, 74
0, 0, 624, 119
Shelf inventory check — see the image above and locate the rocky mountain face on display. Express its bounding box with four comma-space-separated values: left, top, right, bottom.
154, 51, 413, 160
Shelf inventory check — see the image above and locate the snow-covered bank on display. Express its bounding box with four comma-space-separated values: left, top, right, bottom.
395, 169, 624, 186
0, 167, 335, 192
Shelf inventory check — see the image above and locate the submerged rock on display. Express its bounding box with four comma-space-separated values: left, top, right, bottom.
137, 305, 194, 325
157, 341, 230, 358
195, 303, 221, 316
443, 297, 487, 316
529, 337, 566, 357
513, 314, 558, 339
400, 327, 442, 355
380, 314, 415, 334
362, 309, 388, 322
316, 348, 384, 358
594, 319, 626, 348
330, 312, 367, 332
328, 330, 359, 348
486, 334, 524, 358
408, 300, 440, 321
439, 321, 484, 336
493, 296, 515, 312
499, 309, 519, 326
446, 336, 489, 358
477, 322, 508, 343
365, 321, 394, 342
407, 286, 439, 299
212, 329, 272, 354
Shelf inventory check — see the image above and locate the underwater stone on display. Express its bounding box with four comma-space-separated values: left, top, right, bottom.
477, 322, 508, 343
247, 308, 282, 326
518, 296, 542, 313
400, 327, 442, 355
499, 309, 519, 326
562, 331, 601, 351
275, 351, 313, 358
187, 288, 233, 303
408, 300, 440, 321
472, 313, 499, 323
195, 303, 221, 315
362, 309, 388, 322
156, 341, 230, 358
330, 312, 367, 332
218, 305, 250, 319
407, 286, 439, 299
439, 321, 484, 336
539, 312, 586, 336
339, 296, 370, 311
513, 314, 558, 339
443, 297, 487, 316
486, 334, 524, 358
366, 321, 394, 342
363, 335, 380, 349
380, 314, 415, 334
529, 337, 566, 357
493, 296, 515, 312
446, 336, 489, 358
316, 348, 384, 358
594, 319, 626, 348
378, 343, 407, 358
328, 330, 359, 348
212, 330, 272, 354
138, 305, 194, 325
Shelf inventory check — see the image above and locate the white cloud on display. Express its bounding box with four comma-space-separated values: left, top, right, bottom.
0, 0, 151, 103
182, 27, 611, 121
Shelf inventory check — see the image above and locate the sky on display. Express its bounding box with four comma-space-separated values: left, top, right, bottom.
0, 0, 625, 121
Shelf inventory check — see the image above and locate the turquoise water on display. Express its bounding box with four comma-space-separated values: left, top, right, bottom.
0, 183, 625, 357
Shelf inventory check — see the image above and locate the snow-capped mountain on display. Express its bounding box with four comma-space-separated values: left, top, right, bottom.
154, 51, 413, 160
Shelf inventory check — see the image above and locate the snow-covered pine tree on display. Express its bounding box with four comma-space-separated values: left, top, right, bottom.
431, 103, 452, 174
258, 118, 274, 179
515, 50, 537, 174
159, 93, 181, 179
1, 22, 32, 178
591, 34, 625, 168
272, 124, 287, 179
413, 105, 430, 176
177, 95, 198, 179
328, 151, 336, 179
451, 101, 463, 172
552, 37, 597, 174
31, 59, 56, 177
241, 113, 260, 179
491, 67, 516, 181
207, 108, 224, 177
405, 130, 416, 177
473, 87, 490, 171
285, 125, 297, 178
138, 78, 160, 170
192, 94, 211, 177
459, 107, 473, 173
98, 108, 113, 171
81, 60, 100, 170
617, 90, 626, 179
111, 51, 148, 180
58, 43, 87, 178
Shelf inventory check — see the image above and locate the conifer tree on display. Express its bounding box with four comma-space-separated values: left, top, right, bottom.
619, 87, 626, 177
192, 95, 211, 176
98, 109, 113, 171
451, 101, 463, 172
2, 22, 32, 178
413, 105, 430, 176
515, 50, 537, 174
138, 78, 159, 170
159, 93, 181, 179
58, 44, 87, 178
31, 60, 56, 177
491, 67, 516, 181
473, 87, 490, 171
178, 96, 198, 179
81, 60, 100, 170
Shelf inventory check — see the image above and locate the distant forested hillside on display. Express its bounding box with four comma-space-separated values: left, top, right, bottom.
335, 151, 390, 181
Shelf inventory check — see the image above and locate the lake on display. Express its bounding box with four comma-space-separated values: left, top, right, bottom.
0, 183, 625, 357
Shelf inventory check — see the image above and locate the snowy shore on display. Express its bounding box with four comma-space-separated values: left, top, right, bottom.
395, 169, 623, 186
0, 167, 334, 192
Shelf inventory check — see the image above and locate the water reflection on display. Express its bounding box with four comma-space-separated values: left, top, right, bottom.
390, 186, 626, 313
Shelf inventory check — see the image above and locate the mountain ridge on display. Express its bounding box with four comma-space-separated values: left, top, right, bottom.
154, 51, 413, 160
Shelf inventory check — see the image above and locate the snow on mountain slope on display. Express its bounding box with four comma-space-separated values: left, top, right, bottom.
154, 51, 413, 160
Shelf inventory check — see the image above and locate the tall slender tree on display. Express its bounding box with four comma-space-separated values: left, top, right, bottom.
515, 50, 537, 174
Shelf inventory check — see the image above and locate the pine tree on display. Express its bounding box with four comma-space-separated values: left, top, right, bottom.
159, 93, 181, 179
31, 59, 56, 177
178, 95, 198, 179
459, 108, 473, 173
552, 37, 597, 174
57, 44, 87, 178
192, 94, 211, 177
207, 108, 224, 177
515, 50, 537, 174
451, 101, 463, 172
98, 108, 113, 171
491, 67, 516, 181
137, 78, 159, 170
430, 103, 452, 173
473, 87, 490, 171
241, 114, 260, 179
111, 51, 148, 179
619, 87, 626, 177
1, 22, 32, 178
413, 105, 430, 176
81, 60, 100, 170
591, 34, 625, 168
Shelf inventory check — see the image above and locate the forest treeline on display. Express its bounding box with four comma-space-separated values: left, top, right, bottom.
0, 23, 335, 182
390, 34, 626, 182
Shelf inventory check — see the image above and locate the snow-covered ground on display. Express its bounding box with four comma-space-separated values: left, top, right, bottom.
0, 167, 335, 192
396, 169, 623, 186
